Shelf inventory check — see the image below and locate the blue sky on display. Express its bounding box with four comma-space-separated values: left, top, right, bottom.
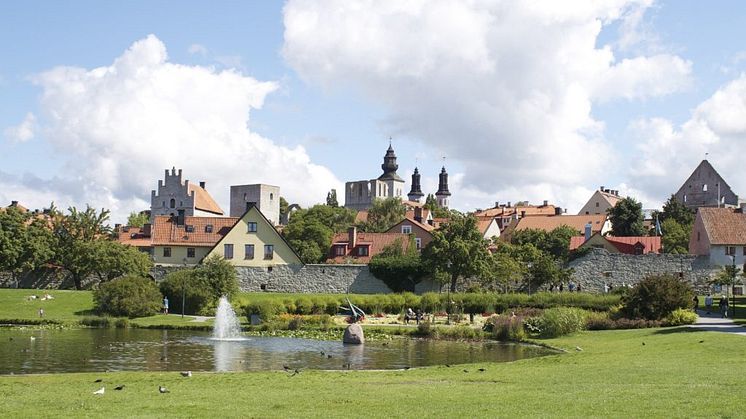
3, 1, 746, 222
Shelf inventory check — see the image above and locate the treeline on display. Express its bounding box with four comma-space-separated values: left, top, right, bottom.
0, 205, 151, 289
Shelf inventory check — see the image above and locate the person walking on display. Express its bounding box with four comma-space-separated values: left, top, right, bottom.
693, 295, 699, 312
719, 295, 729, 318
705, 293, 713, 314
163, 296, 169, 315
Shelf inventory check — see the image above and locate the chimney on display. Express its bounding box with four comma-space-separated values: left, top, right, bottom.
177, 209, 185, 226
507, 201, 512, 207
584, 223, 592, 242
521, 210, 526, 218
143, 223, 152, 236
495, 201, 499, 208
115, 223, 121, 230
199, 181, 206, 189
414, 207, 423, 223
11, 200, 18, 206
348, 226, 357, 249
555, 207, 562, 215
600, 185, 605, 191
543, 200, 548, 206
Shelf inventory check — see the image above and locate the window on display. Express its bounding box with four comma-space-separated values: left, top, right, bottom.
264, 245, 274, 260
335, 245, 345, 256
703, 184, 708, 192
169, 198, 175, 208
684, 194, 687, 203
595, 202, 599, 207
245, 244, 255, 260
401, 225, 412, 234
187, 248, 195, 258
205, 224, 213, 233
697, 231, 700, 241
415, 238, 422, 250
726, 246, 736, 256
163, 247, 172, 258
357, 246, 369, 256
185, 225, 194, 233
743, 247, 746, 256
247, 222, 257, 233
224, 244, 234, 259
270, 193, 274, 200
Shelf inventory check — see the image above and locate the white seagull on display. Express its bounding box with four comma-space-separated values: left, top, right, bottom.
93, 387, 105, 395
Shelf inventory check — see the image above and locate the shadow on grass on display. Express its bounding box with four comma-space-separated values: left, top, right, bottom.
74, 309, 97, 316
651, 326, 699, 335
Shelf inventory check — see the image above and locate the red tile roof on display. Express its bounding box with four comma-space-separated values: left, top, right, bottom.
187, 183, 224, 215
476, 216, 496, 235
354, 210, 369, 223
515, 214, 607, 234
151, 215, 238, 246
474, 204, 557, 218
698, 207, 746, 245
569, 235, 662, 254
115, 226, 153, 248
327, 231, 410, 264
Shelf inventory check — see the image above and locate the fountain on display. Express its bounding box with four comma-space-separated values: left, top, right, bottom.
212, 296, 243, 340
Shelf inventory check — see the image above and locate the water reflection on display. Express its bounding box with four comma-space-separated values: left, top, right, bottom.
0, 328, 556, 375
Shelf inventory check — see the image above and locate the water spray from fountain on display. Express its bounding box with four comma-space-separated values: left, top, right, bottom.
212, 296, 243, 340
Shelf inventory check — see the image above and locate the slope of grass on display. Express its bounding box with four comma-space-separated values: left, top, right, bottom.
0, 327, 744, 417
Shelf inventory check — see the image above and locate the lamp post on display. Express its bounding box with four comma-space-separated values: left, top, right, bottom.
181, 258, 187, 319
732, 255, 737, 319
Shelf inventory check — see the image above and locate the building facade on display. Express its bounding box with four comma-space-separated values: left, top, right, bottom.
675, 160, 738, 210
229, 184, 280, 226
578, 187, 621, 215
150, 168, 224, 222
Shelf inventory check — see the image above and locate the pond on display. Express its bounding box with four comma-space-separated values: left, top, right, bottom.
0, 328, 556, 374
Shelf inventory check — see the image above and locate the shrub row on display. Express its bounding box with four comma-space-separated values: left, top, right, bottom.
238, 291, 621, 317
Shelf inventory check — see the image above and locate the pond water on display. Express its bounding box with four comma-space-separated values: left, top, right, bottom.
0, 328, 555, 374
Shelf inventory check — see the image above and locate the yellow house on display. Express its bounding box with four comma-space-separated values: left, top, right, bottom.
205, 203, 302, 267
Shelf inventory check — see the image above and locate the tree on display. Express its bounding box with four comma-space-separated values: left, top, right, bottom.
423, 193, 450, 218
283, 204, 356, 263
89, 240, 152, 282
511, 225, 576, 263
659, 194, 694, 226
126, 211, 149, 228
279, 197, 289, 220
358, 197, 406, 232
660, 219, 690, 254
421, 214, 490, 292
325, 189, 339, 207
607, 196, 645, 236
482, 251, 525, 293
369, 237, 429, 292
0, 207, 54, 285
94, 275, 162, 317
622, 274, 694, 320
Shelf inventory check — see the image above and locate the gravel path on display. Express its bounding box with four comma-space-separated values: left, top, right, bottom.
691, 311, 746, 336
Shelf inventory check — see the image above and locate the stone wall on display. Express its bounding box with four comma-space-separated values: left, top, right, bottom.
568, 248, 716, 292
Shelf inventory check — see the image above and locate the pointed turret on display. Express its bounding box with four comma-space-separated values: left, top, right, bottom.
378, 144, 404, 182
435, 166, 451, 208
407, 167, 424, 202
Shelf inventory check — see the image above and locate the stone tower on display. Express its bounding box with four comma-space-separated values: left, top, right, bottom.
407, 167, 424, 202
377, 143, 405, 199
435, 166, 451, 209
674, 160, 738, 210
229, 184, 280, 225
150, 167, 224, 222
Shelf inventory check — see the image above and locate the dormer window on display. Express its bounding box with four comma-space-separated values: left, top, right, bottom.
185, 225, 194, 233
205, 224, 213, 233
357, 246, 369, 256
401, 225, 412, 234
334, 245, 345, 256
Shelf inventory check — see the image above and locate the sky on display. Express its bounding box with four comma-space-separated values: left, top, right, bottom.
3, 0, 746, 224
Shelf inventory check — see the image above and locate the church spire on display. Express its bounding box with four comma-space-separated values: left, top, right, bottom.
378, 142, 404, 182
408, 167, 424, 202
435, 166, 451, 208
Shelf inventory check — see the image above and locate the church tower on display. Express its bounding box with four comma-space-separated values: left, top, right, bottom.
377, 143, 405, 199
435, 166, 451, 209
407, 167, 424, 202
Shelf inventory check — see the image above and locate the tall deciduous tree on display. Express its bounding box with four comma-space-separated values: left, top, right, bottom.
358, 197, 406, 232
126, 211, 150, 228
421, 214, 490, 292
283, 204, 356, 263
660, 219, 690, 254
0, 207, 54, 285
511, 225, 577, 263
607, 197, 645, 236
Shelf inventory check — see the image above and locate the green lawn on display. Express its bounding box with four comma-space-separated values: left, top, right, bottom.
0, 327, 744, 417
0, 289, 211, 327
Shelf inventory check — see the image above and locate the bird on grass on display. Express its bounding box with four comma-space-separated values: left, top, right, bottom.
320, 351, 325, 356
283, 365, 291, 371
342, 363, 351, 370
699, 340, 705, 343
575, 346, 583, 352
93, 387, 105, 395
180, 371, 192, 377
289, 369, 301, 377
29, 336, 36, 342
158, 386, 170, 394
478, 368, 486, 372
444, 364, 451, 368
403, 366, 411, 370
327, 354, 332, 359
642, 342, 646, 346
463, 369, 469, 373
94, 379, 103, 383
114, 385, 125, 391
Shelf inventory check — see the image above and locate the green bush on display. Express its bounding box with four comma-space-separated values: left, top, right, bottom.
420, 292, 442, 313
159, 256, 239, 316
483, 315, 526, 341
540, 307, 588, 338
664, 308, 698, 326
244, 300, 287, 322
622, 274, 694, 320
93, 275, 162, 318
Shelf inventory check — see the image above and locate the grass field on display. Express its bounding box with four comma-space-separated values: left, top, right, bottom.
0, 327, 744, 417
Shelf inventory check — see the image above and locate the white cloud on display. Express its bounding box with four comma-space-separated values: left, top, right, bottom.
282, 0, 691, 212
188, 43, 208, 56
629, 74, 746, 204
4, 34, 340, 222
3, 112, 36, 143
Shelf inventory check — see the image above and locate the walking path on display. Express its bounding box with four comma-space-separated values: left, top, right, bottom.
691, 311, 746, 336
190, 315, 213, 323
